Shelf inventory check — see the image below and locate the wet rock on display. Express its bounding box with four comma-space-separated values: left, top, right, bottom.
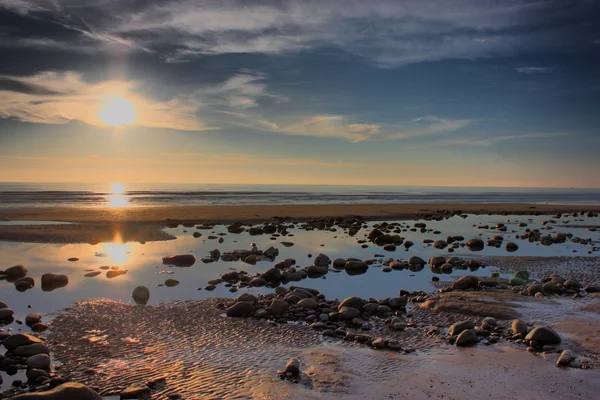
14, 277, 35, 291
14, 343, 50, 357
542, 282, 562, 294
408, 256, 425, 266
132, 286, 150, 305
512, 319, 528, 335
466, 238, 484, 251
226, 302, 255, 317
332, 258, 346, 268
3, 333, 43, 351
338, 306, 361, 320
235, 293, 258, 305
525, 327, 561, 346
107, 270, 127, 279
31, 323, 48, 333
383, 244, 396, 251
344, 260, 368, 274
84, 271, 101, 278
452, 275, 479, 290
269, 299, 289, 315
505, 242, 519, 252
433, 240, 448, 249
261, 268, 282, 284
298, 298, 318, 309
12, 382, 102, 400
339, 296, 366, 309
563, 279, 581, 290
527, 284, 542, 295
25, 313, 42, 327
41, 273, 69, 291
165, 279, 180, 287
285, 358, 300, 377
0, 308, 14, 320
314, 254, 331, 267
26, 354, 51, 371
388, 297, 407, 309
26, 368, 49, 382
162, 254, 196, 267
557, 350, 578, 367
4, 265, 28, 278
448, 320, 475, 336
120, 385, 151, 399
456, 329, 479, 346
371, 338, 386, 348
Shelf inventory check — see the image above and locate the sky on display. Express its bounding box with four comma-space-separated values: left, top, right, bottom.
0, 0, 599, 187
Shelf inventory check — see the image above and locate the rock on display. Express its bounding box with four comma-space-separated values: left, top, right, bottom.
14, 343, 50, 357
4, 265, 28, 278
226, 302, 255, 317
456, 329, 479, 346
512, 319, 528, 335
26, 354, 51, 371
0, 308, 14, 320
3, 333, 43, 351
314, 254, 331, 267
162, 254, 196, 267
557, 350, 578, 367
543, 282, 562, 294
285, 358, 300, 377
84, 271, 101, 278
383, 244, 396, 251
209, 249, 221, 260
26, 368, 49, 382
525, 327, 561, 346
269, 299, 289, 315
132, 286, 150, 305
563, 279, 581, 290
339, 296, 366, 309
371, 338, 386, 348
14, 277, 35, 291
388, 297, 408, 309
12, 382, 102, 400
30, 323, 48, 333
40, 273, 68, 291
338, 306, 361, 320
433, 240, 448, 249
505, 242, 519, 252
298, 298, 318, 309
391, 322, 406, 331
448, 320, 475, 336
261, 268, 282, 284
165, 279, 179, 287
466, 238, 484, 250
527, 284, 542, 295
452, 275, 479, 290
408, 256, 425, 266
344, 260, 368, 274
120, 385, 151, 399
235, 293, 258, 304
25, 313, 42, 327
513, 271, 530, 281
332, 258, 346, 268
509, 276, 526, 286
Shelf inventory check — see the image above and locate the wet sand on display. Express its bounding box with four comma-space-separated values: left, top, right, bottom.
0, 203, 598, 243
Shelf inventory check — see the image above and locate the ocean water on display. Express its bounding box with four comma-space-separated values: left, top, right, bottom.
0, 182, 599, 208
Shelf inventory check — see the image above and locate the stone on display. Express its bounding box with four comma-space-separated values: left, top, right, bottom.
563, 279, 581, 290
456, 329, 479, 346
332, 258, 346, 268
505, 242, 519, 252
261, 268, 282, 284
165, 279, 179, 287
41, 273, 68, 291
4, 265, 28, 278
513, 271, 530, 281
509, 276, 526, 286
285, 358, 300, 376
269, 299, 289, 315
226, 302, 255, 317
235, 293, 258, 305
0, 308, 14, 320
557, 350, 578, 367
26, 368, 49, 382
120, 385, 151, 399
132, 286, 150, 305
527, 284, 542, 295
314, 254, 331, 267
26, 354, 51, 371
339, 296, 366, 309
452, 275, 479, 290
162, 254, 196, 267
525, 327, 561, 346
298, 298, 318, 309
31, 323, 48, 333
14, 277, 35, 291
12, 382, 102, 400
433, 240, 448, 249
344, 260, 368, 273
448, 320, 475, 336
388, 297, 407, 309
466, 238, 484, 250
371, 338, 386, 348
338, 306, 361, 320
14, 343, 50, 357
512, 319, 528, 335
408, 256, 425, 266
3, 333, 43, 351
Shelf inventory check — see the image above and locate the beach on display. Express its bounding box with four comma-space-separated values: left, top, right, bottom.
0, 203, 599, 399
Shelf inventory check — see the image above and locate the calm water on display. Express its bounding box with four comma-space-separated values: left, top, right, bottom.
1, 182, 599, 208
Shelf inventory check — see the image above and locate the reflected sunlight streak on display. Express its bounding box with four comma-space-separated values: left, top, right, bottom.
106, 182, 129, 208
101, 231, 131, 265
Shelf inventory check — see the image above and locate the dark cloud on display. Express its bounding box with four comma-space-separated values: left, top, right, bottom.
0, 77, 63, 94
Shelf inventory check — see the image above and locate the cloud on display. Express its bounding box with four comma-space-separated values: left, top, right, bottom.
248, 114, 471, 142
1, 0, 597, 67
0, 70, 280, 129
441, 132, 567, 147
516, 66, 556, 74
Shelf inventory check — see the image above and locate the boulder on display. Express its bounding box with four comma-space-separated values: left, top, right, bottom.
314, 254, 331, 267
338, 306, 361, 320
260, 268, 282, 284
226, 302, 255, 317
408, 256, 425, 266
235, 293, 258, 305
285, 358, 300, 377
3, 333, 43, 351
455, 329, 478, 346
452, 275, 479, 290
466, 238, 484, 250
12, 382, 102, 400
298, 298, 318, 309
269, 299, 289, 315
25, 313, 42, 327
4, 265, 28, 278
14, 343, 50, 357
26, 354, 51, 371
525, 327, 561, 346
512, 319, 528, 335
339, 296, 366, 309
162, 254, 196, 267
132, 286, 150, 305
448, 320, 475, 336
0, 308, 14, 320
344, 261, 368, 274
41, 273, 69, 291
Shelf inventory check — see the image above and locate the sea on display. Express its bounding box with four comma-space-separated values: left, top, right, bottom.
0, 182, 599, 208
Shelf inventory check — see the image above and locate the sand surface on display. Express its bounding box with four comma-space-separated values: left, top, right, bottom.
0, 203, 598, 243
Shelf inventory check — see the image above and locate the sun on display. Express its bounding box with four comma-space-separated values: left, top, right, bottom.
98, 97, 136, 126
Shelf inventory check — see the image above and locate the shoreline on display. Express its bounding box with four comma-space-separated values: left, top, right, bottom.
0, 203, 598, 244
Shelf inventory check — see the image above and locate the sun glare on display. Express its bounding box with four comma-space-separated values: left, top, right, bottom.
99, 97, 136, 126
107, 182, 129, 207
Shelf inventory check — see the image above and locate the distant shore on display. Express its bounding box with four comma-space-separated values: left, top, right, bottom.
0, 203, 598, 243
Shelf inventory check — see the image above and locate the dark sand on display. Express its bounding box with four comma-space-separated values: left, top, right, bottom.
0, 203, 598, 243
